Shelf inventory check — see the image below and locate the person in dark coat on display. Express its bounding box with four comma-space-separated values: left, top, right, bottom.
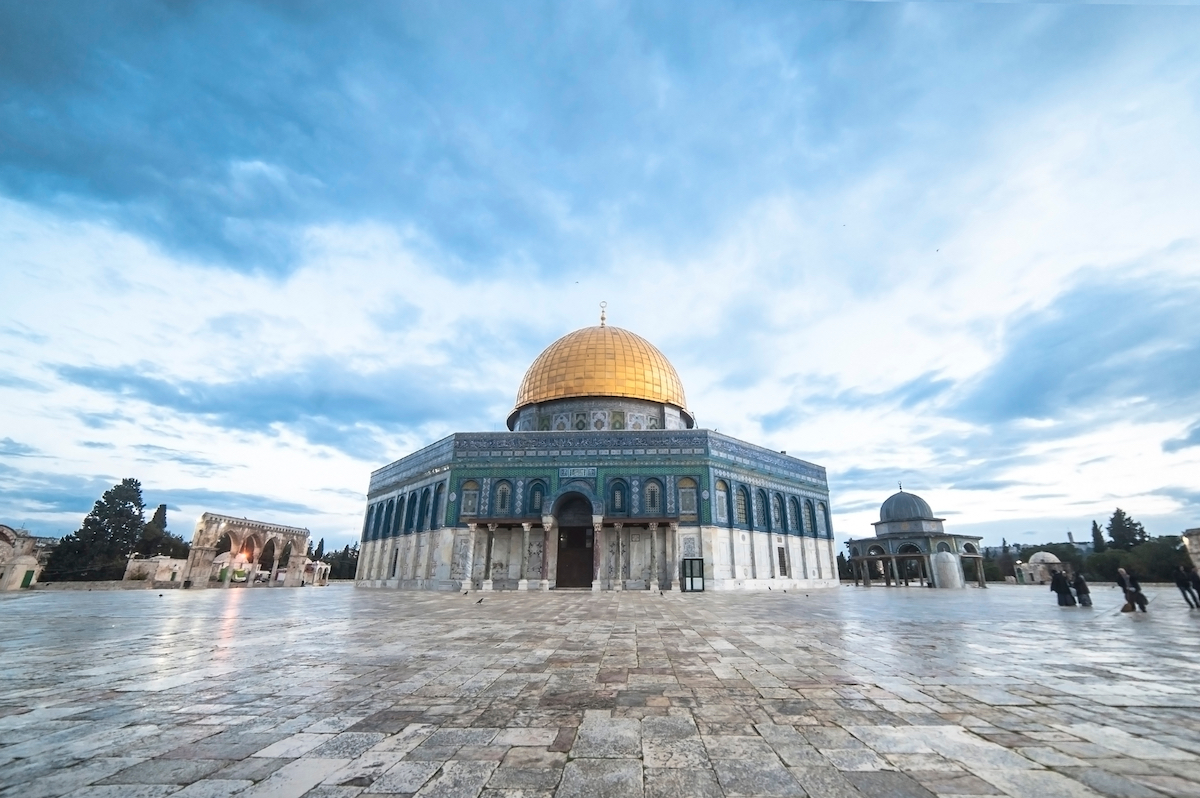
1190, 566, 1200, 601
1073, 573, 1092, 607
1050, 570, 1077, 606
1174, 565, 1198, 608
1116, 568, 1148, 612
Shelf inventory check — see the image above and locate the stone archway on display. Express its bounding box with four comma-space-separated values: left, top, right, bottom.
552, 493, 595, 588
182, 513, 310, 588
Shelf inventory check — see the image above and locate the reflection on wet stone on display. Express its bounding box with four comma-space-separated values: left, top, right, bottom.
1, 584, 1198, 798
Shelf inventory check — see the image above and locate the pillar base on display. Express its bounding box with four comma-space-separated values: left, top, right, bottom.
591, 580, 602, 592
461, 579, 472, 593
540, 580, 550, 591
613, 581, 623, 591
517, 579, 529, 591
649, 580, 660, 592
671, 579, 681, 592
481, 579, 494, 592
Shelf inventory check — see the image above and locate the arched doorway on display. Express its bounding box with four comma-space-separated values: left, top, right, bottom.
554, 494, 593, 588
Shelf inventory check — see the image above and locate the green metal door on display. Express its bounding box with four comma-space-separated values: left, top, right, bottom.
20, 570, 35, 588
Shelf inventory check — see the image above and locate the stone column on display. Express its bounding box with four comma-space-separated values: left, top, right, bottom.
863, 559, 872, 587
462, 524, 476, 592
590, 520, 602, 592
976, 558, 987, 588
482, 523, 496, 591
612, 522, 624, 591
518, 522, 532, 591
270, 552, 281, 587
670, 522, 681, 592
648, 523, 660, 592
540, 523, 551, 591
767, 530, 776, 580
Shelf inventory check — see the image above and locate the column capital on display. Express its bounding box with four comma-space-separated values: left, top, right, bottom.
612, 521, 623, 531
522, 522, 533, 533
648, 522, 659, 531
669, 521, 680, 533
487, 523, 498, 533
467, 523, 477, 533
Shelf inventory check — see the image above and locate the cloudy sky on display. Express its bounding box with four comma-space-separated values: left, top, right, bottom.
3, 1, 1199, 553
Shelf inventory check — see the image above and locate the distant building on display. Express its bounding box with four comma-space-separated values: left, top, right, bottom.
0, 524, 53, 590
181, 513, 319, 588
356, 316, 839, 593
1015, 551, 1063, 585
123, 555, 188, 585
845, 490, 985, 588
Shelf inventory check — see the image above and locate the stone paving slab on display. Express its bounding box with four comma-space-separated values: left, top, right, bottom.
2, 584, 1199, 797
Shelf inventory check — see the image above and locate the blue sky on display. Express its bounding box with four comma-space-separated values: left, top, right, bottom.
2, 1, 1199, 551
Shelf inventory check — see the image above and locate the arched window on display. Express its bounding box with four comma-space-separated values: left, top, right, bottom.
418, 488, 431, 531
805, 500, 818, 538
529, 482, 545, 515
715, 480, 729, 524
678, 477, 697, 517
735, 488, 748, 525
645, 480, 662, 514
816, 502, 830, 538
788, 498, 801, 535
936, 542, 951, 553
609, 480, 628, 514
431, 484, 445, 530
771, 494, 784, 531
391, 496, 405, 537
361, 505, 375, 543
754, 490, 767, 529
461, 480, 480, 517
962, 542, 978, 554
405, 492, 418, 531
372, 502, 387, 540
850, 546, 860, 557
494, 481, 512, 515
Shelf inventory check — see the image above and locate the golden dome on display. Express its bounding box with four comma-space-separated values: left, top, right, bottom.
511, 324, 689, 416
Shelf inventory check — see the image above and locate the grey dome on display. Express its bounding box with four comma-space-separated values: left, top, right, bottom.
880, 491, 934, 522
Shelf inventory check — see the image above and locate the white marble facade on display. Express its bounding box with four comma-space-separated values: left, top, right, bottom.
356, 522, 839, 592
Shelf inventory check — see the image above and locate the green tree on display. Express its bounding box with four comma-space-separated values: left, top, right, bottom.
997, 538, 1016, 579
1086, 536, 1188, 583
324, 544, 359, 580
44, 478, 147, 581
135, 503, 190, 559
1107, 508, 1147, 551
313, 538, 325, 561
1090, 520, 1106, 554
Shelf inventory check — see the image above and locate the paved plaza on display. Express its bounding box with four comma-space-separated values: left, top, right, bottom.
2, 584, 1200, 798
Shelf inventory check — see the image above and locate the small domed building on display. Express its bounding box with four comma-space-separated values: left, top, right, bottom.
846, 489, 985, 588
355, 314, 839, 592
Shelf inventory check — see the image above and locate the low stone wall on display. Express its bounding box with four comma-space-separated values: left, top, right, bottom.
35, 580, 151, 591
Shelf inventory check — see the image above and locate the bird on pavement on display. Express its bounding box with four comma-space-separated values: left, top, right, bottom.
475, 598, 484, 604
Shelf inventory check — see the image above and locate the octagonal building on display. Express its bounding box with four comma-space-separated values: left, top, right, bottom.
355, 317, 838, 592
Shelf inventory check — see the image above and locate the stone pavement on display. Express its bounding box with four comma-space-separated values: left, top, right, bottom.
2, 583, 1200, 798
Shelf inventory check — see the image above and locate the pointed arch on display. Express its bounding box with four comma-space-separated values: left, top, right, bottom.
493, 480, 512, 515
735, 487, 749, 526
714, 480, 730, 525
609, 478, 629, 515
431, 484, 445, 529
